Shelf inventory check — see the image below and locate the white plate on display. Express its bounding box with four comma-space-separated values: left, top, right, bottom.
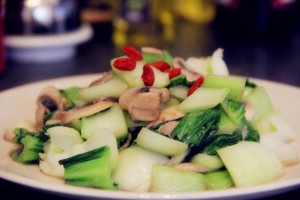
4, 24, 93, 48
4, 24, 93, 63
0, 74, 300, 199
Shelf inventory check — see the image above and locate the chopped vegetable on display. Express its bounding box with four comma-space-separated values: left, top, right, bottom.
217, 110, 237, 135
59, 146, 117, 189
191, 153, 224, 171
112, 146, 169, 192
61, 87, 87, 106
81, 103, 128, 140
39, 126, 83, 178
136, 127, 188, 156
150, 164, 206, 192
217, 141, 284, 188
203, 75, 246, 101
255, 111, 296, 142
203, 133, 243, 155
243, 86, 274, 123
221, 100, 246, 130
171, 108, 220, 147
73, 128, 119, 170
12, 128, 47, 164
178, 87, 229, 113
204, 170, 233, 190
167, 74, 188, 88
79, 76, 128, 101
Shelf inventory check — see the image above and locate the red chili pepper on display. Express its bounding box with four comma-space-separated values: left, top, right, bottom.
122, 46, 143, 61
164, 68, 181, 79
113, 57, 136, 71
142, 64, 155, 86
187, 75, 205, 96
151, 61, 170, 71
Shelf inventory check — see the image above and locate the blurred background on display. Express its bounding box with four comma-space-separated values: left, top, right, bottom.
1, 1, 300, 199
0, 0, 300, 91
0, 0, 300, 90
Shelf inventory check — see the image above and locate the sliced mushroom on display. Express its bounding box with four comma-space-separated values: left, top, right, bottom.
35, 86, 69, 130
119, 133, 132, 152
60, 100, 113, 124
147, 105, 186, 127
45, 111, 65, 125
37, 86, 67, 111
158, 121, 179, 137
47, 100, 113, 125
35, 106, 48, 131
119, 87, 170, 122
89, 71, 113, 87
173, 57, 200, 82
172, 162, 210, 173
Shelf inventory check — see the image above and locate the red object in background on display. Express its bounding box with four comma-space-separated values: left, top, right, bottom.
0, 0, 5, 74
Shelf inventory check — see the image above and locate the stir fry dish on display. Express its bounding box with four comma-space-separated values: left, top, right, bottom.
4, 46, 299, 192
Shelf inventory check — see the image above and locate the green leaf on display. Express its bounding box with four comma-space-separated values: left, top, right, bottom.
203, 133, 243, 155
221, 100, 245, 129
243, 121, 260, 142
171, 108, 221, 147
168, 74, 188, 88
59, 146, 117, 189
245, 79, 257, 88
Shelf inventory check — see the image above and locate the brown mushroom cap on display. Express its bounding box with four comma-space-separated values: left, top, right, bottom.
119, 87, 171, 122
129, 92, 161, 121
37, 86, 67, 111
119, 88, 141, 110
149, 88, 170, 103
147, 105, 186, 127
35, 86, 69, 130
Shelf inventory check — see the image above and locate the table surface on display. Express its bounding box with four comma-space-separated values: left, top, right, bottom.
0, 20, 300, 199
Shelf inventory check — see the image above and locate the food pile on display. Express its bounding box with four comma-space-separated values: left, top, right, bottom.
4, 46, 299, 192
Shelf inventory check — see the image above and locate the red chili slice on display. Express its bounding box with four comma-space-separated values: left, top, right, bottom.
164, 68, 181, 79
113, 58, 136, 71
151, 61, 170, 71
122, 46, 143, 61
142, 64, 155, 86
187, 75, 205, 96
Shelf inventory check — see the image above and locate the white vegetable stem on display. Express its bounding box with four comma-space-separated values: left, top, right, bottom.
112, 146, 169, 192
39, 126, 83, 178
260, 133, 299, 166
217, 141, 284, 188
